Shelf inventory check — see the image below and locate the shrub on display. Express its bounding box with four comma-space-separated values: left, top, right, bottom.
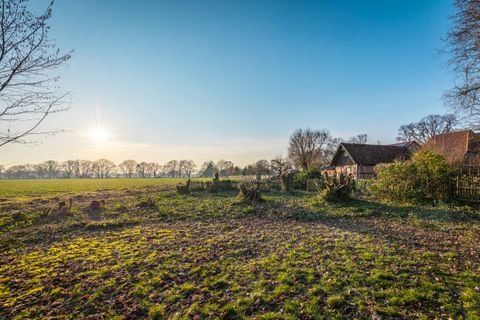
319, 173, 355, 202
370, 151, 453, 204
176, 179, 191, 194
259, 177, 282, 192
208, 179, 236, 193
294, 168, 323, 190
306, 178, 326, 192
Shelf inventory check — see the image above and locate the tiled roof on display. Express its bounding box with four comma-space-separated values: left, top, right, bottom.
422, 130, 480, 163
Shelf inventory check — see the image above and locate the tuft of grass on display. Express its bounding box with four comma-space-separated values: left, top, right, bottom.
148, 304, 165, 320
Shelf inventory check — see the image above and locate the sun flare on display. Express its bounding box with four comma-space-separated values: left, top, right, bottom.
88, 127, 110, 143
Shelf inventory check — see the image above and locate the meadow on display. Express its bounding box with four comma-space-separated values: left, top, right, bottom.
0, 178, 193, 198
0, 179, 479, 319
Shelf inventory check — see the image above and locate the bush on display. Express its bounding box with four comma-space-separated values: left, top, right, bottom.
319, 173, 355, 202
259, 177, 282, 192
370, 151, 453, 204
294, 168, 323, 190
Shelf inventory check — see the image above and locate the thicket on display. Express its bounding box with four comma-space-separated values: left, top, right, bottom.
370, 151, 453, 204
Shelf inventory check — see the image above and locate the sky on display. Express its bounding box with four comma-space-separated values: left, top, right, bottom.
3, 0, 455, 166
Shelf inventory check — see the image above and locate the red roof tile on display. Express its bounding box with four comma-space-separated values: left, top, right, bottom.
422, 130, 480, 164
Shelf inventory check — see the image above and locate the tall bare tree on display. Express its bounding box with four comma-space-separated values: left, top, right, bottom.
178, 160, 188, 178
0, 0, 72, 147
136, 161, 149, 178
62, 160, 76, 178
150, 162, 161, 178
78, 160, 93, 178
93, 159, 115, 179
217, 159, 234, 177
164, 160, 178, 178
397, 114, 457, 144
119, 160, 137, 178
444, 0, 480, 128
43, 160, 59, 179
288, 128, 331, 170
182, 160, 196, 178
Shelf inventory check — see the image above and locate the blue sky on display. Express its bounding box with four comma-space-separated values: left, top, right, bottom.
4, 0, 455, 166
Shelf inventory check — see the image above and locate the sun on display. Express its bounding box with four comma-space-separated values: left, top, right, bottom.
88, 127, 110, 143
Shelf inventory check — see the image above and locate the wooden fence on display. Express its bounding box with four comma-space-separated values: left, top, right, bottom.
452, 166, 480, 202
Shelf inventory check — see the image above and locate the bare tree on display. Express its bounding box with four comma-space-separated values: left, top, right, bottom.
0, 0, 72, 147
78, 160, 93, 178
6, 164, 31, 179
72, 160, 81, 177
254, 160, 270, 177
269, 156, 292, 179
119, 160, 137, 178
288, 128, 331, 170
200, 161, 217, 177
182, 160, 196, 178
397, 114, 457, 144
164, 160, 178, 178
348, 134, 368, 144
150, 162, 162, 178
178, 160, 188, 178
144, 162, 156, 178
34, 162, 47, 178
324, 137, 344, 163
93, 159, 115, 179
42, 160, 59, 179
216, 160, 234, 177
136, 161, 148, 178
444, 0, 480, 128
63, 160, 76, 178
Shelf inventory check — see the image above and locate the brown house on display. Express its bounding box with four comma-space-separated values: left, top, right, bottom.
329, 142, 417, 179
422, 130, 480, 165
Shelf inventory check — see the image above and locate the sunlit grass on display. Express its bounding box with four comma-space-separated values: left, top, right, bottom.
0, 186, 479, 318
0, 178, 198, 197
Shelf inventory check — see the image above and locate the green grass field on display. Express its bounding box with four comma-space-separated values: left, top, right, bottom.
0, 178, 191, 197
0, 182, 479, 319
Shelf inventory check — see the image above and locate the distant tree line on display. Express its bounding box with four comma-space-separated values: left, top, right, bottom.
0, 159, 198, 180
0, 158, 292, 180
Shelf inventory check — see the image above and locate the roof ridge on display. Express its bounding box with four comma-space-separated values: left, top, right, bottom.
341, 142, 404, 148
